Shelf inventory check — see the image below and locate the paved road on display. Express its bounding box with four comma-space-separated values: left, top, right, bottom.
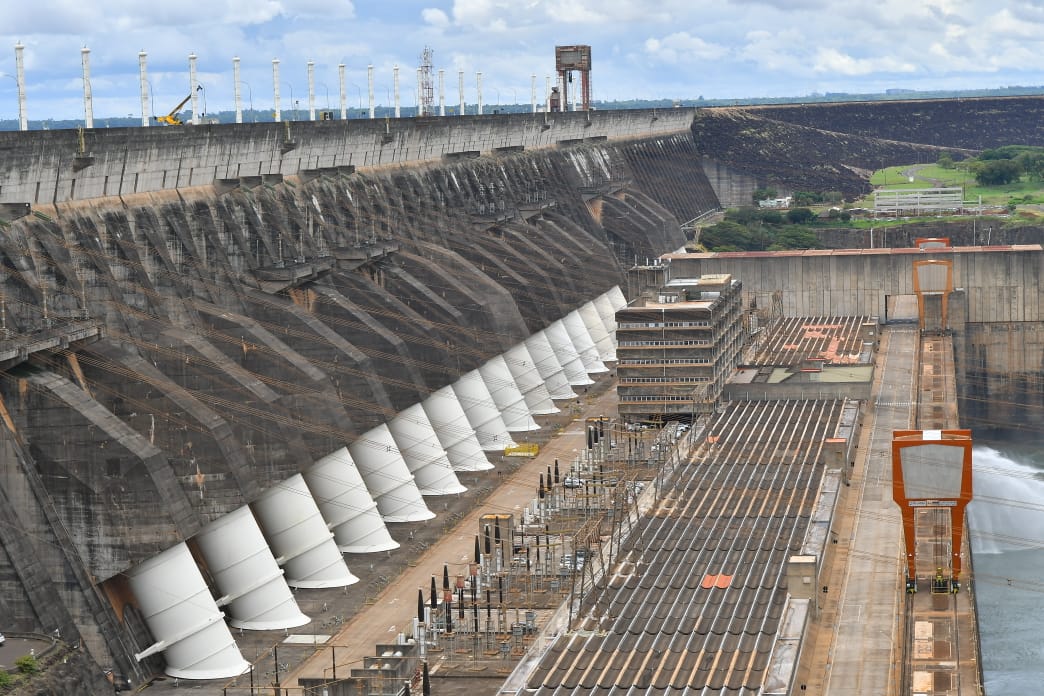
0, 636, 52, 670
821, 326, 914, 696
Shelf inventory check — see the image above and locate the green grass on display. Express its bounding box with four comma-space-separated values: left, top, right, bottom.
868, 164, 973, 189
863, 163, 1044, 208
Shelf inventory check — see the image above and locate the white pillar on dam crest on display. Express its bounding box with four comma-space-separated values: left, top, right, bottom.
368, 64, 375, 118
338, 63, 347, 120
138, 51, 149, 128
81, 47, 93, 129
189, 53, 199, 125
233, 56, 242, 124
438, 68, 445, 116
272, 58, 282, 122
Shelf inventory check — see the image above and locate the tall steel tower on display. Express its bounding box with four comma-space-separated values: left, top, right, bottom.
418, 47, 435, 117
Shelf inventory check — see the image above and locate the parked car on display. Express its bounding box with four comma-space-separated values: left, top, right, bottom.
0, 632, 5, 646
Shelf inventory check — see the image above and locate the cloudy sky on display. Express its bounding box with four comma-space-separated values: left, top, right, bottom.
4, 0, 1044, 121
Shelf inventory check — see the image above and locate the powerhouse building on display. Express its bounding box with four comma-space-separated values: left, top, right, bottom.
615, 274, 744, 422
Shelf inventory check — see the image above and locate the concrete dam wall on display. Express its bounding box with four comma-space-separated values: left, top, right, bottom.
0, 112, 720, 680
0, 108, 695, 206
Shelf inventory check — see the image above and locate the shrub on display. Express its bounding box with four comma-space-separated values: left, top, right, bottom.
975, 159, 1021, 186
0, 670, 11, 689
15, 655, 39, 675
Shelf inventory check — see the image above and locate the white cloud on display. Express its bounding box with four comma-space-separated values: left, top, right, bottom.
422, 8, 451, 28
644, 33, 727, 65
813, 48, 916, 76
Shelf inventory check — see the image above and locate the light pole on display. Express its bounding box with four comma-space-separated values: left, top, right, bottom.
240, 81, 254, 121
285, 83, 294, 120
349, 83, 362, 112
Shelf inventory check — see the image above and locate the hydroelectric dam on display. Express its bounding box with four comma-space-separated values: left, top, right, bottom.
1, 98, 1044, 694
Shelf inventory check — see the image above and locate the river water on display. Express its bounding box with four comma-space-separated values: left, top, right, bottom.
968, 444, 1044, 694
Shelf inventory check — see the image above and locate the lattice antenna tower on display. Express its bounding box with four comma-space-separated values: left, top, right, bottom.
418, 47, 435, 117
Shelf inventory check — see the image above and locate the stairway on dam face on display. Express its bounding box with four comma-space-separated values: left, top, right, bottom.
0, 130, 720, 680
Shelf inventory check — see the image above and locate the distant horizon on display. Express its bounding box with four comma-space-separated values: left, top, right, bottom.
4, 84, 1044, 132
9, 2, 1044, 125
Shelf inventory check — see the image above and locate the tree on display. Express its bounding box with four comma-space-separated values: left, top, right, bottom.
1016, 151, 1044, 180
786, 207, 816, 224
725, 207, 761, 225
937, 153, 955, 169
751, 187, 777, 204
792, 191, 821, 206
701, 221, 752, 251
975, 159, 1021, 186
759, 210, 784, 225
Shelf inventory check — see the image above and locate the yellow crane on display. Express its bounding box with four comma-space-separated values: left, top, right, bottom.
154, 88, 198, 125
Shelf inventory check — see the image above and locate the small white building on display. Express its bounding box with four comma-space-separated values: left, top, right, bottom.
758, 196, 793, 209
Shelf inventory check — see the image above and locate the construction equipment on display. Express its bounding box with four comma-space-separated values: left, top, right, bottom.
154, 89, 196, 126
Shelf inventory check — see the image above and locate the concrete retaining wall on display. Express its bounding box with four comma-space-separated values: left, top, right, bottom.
666, 245, 1044, 323
0, 108, 695, 205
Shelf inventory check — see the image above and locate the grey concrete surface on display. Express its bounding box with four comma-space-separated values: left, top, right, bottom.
0, 109, 695, 205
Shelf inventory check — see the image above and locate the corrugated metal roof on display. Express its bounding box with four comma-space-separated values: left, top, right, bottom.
527, 399, 846, 695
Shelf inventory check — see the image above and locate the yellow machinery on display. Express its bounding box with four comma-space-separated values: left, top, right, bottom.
155, 94, 193, 125
504, 443, 539, 458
